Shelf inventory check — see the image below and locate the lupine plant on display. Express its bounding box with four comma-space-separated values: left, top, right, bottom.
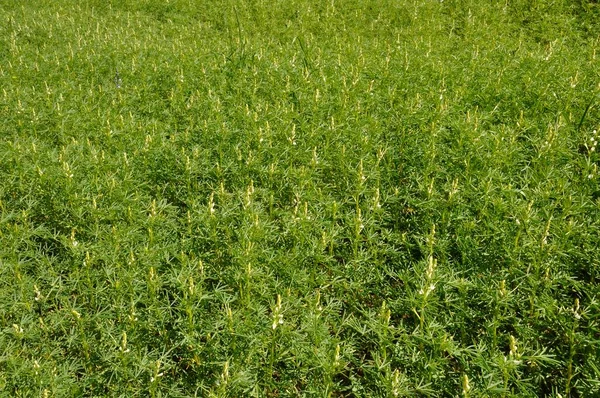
1, 0, 600, 396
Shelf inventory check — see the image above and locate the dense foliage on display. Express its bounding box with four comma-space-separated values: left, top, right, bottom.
1, 0, 599, 396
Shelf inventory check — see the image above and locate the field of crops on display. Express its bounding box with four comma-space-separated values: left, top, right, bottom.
1, 0, 600, 396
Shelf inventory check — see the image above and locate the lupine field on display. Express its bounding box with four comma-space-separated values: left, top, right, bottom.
1, 0, 600, 396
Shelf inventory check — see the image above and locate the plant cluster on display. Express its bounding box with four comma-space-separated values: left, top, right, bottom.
1, 0, 599, 396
